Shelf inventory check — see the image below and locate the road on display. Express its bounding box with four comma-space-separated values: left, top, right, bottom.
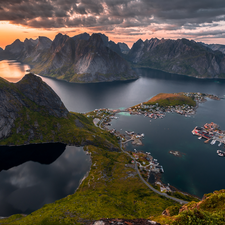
120, 141, 189, 204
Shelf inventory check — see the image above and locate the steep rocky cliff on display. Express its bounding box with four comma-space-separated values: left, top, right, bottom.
202, 43, 225, 54
1, 33, 137, 83
29, 33, 137, 83
0, 73, 68, 140
128, 38, 225, 78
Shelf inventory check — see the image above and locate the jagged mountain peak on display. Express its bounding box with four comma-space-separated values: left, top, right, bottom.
88, 33, 105, 48
95, 33, 109, 45
51, 33, 70, 52
36, 36, 52, 50
72, 32, 90, 41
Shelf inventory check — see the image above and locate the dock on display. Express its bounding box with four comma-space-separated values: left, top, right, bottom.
192, 122, 225, 146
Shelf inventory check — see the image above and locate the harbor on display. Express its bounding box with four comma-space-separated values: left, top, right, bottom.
85, 93, 225, 197
192, 122, 225, 157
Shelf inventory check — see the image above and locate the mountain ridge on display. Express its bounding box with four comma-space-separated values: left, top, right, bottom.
128, 37, 225, 78
0, 33, 137, 83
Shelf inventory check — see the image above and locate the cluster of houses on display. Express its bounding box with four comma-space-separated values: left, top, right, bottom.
192, 122, 225, 146
127, 103, 196, 118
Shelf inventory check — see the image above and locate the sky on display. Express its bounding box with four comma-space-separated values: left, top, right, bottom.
1, 0, 225, 49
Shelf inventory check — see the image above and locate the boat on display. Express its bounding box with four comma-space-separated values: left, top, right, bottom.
218, 142, 222, 147
198, 136, 202, 140
211, 139, 216, 145
217, 150, 225, 157
125, 130, 134, 135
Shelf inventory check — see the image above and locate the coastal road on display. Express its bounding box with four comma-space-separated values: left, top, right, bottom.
120, 141, 189, 204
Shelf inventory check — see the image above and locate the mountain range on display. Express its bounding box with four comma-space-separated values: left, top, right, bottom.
0, 33, 137, 83
127, 38, 225, 78
1, 33, 225, 80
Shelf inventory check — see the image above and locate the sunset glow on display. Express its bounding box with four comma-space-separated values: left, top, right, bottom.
1, 0, 225, 48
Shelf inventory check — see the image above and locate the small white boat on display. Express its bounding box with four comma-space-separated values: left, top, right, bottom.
217, 150, 225, 157
198, 136, 202, 140
218, 142, 222, 147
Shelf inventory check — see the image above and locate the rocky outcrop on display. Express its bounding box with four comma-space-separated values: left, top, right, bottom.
0, 79, 23, 140
0, 73, 68, 140
128, 38, 225, 78
118, 42, 130, 54
16, 74, 68, 117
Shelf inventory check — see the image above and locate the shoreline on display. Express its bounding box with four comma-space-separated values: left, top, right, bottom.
132, 65, 225, 80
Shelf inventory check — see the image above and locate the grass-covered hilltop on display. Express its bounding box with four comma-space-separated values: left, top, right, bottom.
142, 93, 196, 107
129, 92, 219, 117
0, 75, 224, 225
0, 73, 117, 148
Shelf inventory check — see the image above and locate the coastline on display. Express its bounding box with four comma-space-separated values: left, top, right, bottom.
132, 65, 225, 80
89, 92, 220, 201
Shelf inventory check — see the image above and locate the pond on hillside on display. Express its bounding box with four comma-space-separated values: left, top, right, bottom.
0, 144, 91, 216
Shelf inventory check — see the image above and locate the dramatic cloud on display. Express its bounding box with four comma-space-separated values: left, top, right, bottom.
0, 0, 225, 39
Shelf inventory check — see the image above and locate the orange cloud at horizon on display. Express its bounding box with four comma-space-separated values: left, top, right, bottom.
1, 21, 225, 50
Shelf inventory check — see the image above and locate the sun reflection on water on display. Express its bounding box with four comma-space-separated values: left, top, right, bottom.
0, 60, 30, 82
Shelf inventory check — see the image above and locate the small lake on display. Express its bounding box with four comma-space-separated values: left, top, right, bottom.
0, 144, 91, 217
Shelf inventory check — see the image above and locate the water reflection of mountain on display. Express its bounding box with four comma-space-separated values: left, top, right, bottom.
0, 143, 66, 171
0, 144, 91, 216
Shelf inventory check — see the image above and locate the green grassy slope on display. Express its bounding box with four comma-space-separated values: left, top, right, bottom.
154, 190, 225, 225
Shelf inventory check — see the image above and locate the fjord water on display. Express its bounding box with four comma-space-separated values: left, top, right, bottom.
110, 99, 225, 198
40, 68, 225, 113
1, 61, 225, 211
0, 144, 91, 216
39, 68, 225, 198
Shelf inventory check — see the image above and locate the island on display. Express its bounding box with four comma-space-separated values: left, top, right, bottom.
128, 92, 219, 118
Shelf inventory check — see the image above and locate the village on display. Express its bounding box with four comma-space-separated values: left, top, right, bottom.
128, 150, 172, 193
127, 92, 220, 119
192, 122, 225, 156
84, 92, 222, 194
